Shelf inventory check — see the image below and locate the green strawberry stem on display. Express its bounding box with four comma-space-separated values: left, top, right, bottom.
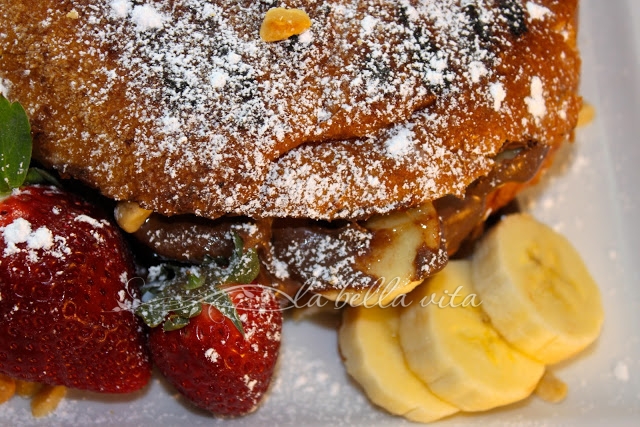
135, 234, 260, 334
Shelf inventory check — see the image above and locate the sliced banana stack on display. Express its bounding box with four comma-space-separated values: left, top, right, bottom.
339, 305, 458, 423
399, 261, 545, 412
338, 213, 604, 423
471, 213, 604, 364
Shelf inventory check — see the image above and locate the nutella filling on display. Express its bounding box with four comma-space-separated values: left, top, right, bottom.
436, 140, 548, 255
133, 141, 548, 298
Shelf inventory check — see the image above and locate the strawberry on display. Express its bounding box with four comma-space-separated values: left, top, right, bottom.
149, 284, 282, 416
137, 239, 282, 416
0, 94, 151, 392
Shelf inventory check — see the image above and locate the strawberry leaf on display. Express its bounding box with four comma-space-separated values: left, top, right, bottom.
0, 95, 32, 196
184, 272, 205, 290
164, 315, 191, 331
224, 234, 260, 284
135, 234, 259, 334
207, 286, 245, 336
24, 167, 61, 187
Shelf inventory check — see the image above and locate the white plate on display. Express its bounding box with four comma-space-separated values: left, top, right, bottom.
2, 1, 639, 425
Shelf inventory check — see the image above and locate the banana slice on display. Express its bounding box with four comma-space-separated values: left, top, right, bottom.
339, 305, 458, 423
321, 202, 446, 307
471, 213, 604, 364
398, 261, 545, 412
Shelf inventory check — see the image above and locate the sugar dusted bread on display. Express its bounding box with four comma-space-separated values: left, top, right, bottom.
0, 0, 580, 221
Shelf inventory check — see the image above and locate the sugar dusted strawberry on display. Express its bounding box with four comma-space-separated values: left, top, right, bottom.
0, 94, 151, 393
136, 238, 282, 416
148, 284, 282, 416
0, 185, 151, 392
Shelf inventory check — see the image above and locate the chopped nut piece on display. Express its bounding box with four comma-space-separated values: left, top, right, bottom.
577, 102, 595, 127
15, 380, 43, 398
66, 9, 79, 19
535, 370, 568, 403
31, 385, 66, 418
115, 201, 153, 233
0, 374, 16, 404
260, 7, 311, 42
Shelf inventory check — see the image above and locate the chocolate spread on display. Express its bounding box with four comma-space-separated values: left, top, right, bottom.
436, 141, 548, 255
133, 141, 548, 296
135, 215, 251, 263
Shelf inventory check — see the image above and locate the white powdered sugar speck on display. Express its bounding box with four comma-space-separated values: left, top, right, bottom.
1, 218, 71, 260
227, 52, 242, 65
244, 374, 258, 392
526, 2, 552, 21
298, 29, 314, 45
360, 15, 378, 36
204, 348, 219, 363
469, 61, 488, 83
2, 218, 32, 256
27, 226, 54, 251
74, 214, 105, 229
109, 0, 131, 19
489, 82, 507, 111
525, 76, 547, 120
209, 70, 228, 89
0, 77, 10, 97
385, 126, 415, 158
131, 4, 166, 31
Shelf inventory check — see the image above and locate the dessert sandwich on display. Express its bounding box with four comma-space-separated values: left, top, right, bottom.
0, 0, 581, 302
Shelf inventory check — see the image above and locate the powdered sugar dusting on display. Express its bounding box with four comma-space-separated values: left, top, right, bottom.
1, 218, 69, 261
244, 374, 258, 392
0, 77, 10, 97
0, 0, 581, 220
204, 348, 219, 363
360, 15, 378, 36
27, 226, 54, 251
130, 4, 166, 31
2, 218, 32, 256
74, 214, 106, 229
525, 76, 547, 120
490, 82, 507, 111
385, 126, 415, 159
526, 2, 552, 20
109, 0, 131, 19
269, 225, 374, 290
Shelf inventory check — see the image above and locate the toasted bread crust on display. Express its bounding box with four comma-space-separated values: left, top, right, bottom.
0, 0, 580, 220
